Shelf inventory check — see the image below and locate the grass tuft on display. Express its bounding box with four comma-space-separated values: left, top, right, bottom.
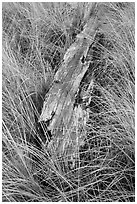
2, 2, 135, 202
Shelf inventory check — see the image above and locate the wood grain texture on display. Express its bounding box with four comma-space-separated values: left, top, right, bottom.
38, 7, 101, 156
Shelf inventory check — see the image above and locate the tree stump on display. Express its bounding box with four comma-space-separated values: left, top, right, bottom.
39, 6, 101, 159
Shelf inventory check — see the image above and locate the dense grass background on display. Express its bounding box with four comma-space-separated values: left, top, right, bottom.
2, 2, 135, 202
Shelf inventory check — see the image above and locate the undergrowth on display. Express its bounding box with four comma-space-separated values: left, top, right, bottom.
2, 2, 135, 202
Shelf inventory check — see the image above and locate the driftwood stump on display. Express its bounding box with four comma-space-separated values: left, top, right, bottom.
39, 6, 101, 158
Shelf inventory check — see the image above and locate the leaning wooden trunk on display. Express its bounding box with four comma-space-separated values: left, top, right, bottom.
39, 5, 100, 159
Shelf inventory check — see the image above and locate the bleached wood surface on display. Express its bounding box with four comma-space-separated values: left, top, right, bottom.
39, 6, 101, 156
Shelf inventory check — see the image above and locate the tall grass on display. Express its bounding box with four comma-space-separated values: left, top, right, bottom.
2, 2, 135, 202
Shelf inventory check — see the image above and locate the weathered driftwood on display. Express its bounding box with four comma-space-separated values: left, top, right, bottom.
39, 8, 100, 157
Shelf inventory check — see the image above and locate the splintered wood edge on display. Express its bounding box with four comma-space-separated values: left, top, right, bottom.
38, 7, 100, 133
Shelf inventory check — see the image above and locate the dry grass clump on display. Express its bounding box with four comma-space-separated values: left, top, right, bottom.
76, 2, 135, 201
2, 2, 135, 202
